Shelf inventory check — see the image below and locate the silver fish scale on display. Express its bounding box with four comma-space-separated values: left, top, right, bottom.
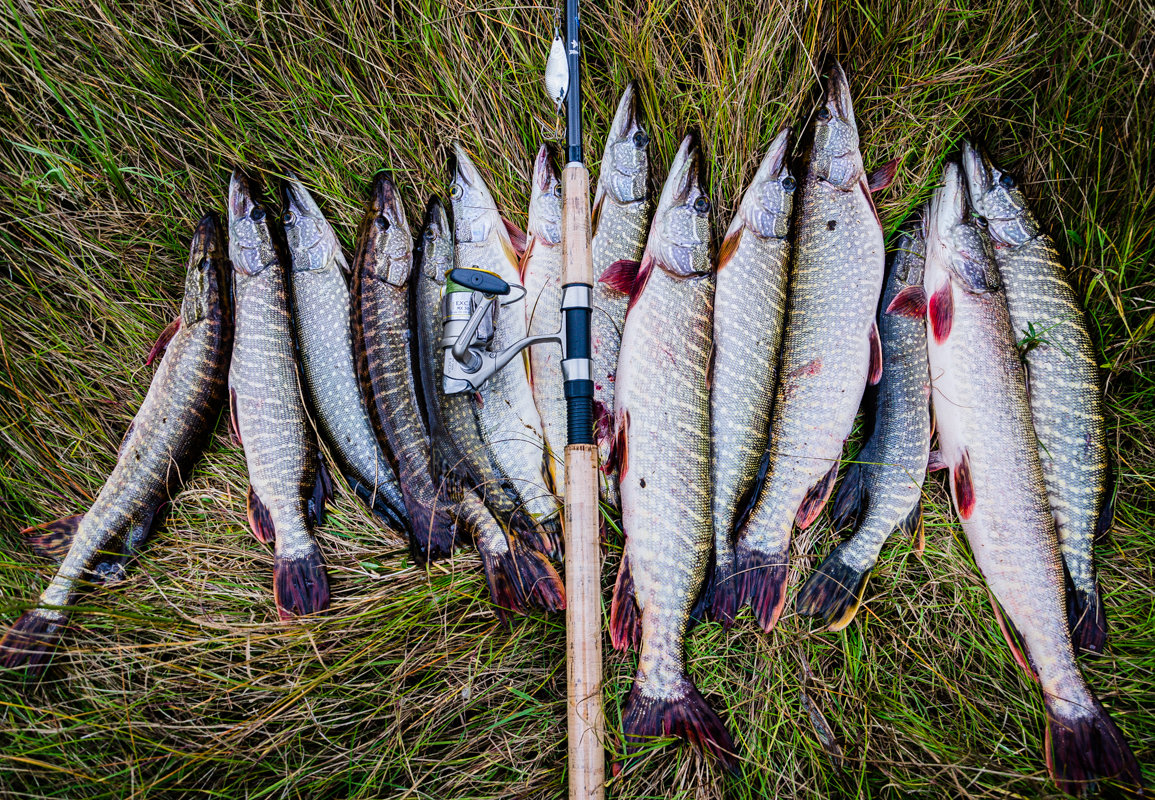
525, 214, 566, 494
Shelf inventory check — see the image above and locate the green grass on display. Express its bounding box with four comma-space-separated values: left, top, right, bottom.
0, 0, 1152, 797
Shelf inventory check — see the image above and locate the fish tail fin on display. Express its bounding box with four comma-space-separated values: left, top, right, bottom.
734, 536, 788, 633
406, 496, 457, 565
23, 514, 84, 561
1068, 581, 1108, 656
508, 535, 566, 612
0, 609, 68, 675
1043, 694, 1142, 797
796, 542, 871, 631
523, 515, 564, 562
477, 539, 524, 625
710, 552, 739, 630
620, 674, 738, 772
273, 550, 330, 621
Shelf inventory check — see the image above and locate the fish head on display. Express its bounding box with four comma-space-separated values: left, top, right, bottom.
737, 127, 795, 239
227, 170, 278, 277
181, 212, 229, 325
886, 216, 927, 292
810, 63, 864, 190
960, 140, 1038, 247
282, 176, 349, 276
648, 133, 712, 278
418, 195, 454, 284
927, 162, 1001, 295
528, 144, 563, 246
448, 143, 504, 247
593, 82, 649, 210
361, 172, 412, 287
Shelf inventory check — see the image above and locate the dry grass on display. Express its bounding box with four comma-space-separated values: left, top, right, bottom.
0, 0, 1152, 797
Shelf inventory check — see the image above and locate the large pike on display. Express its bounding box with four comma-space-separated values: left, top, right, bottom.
925, 163, 1139, 795
592, 83, 651, 509
709, 128, 794, 626
351, 174, 455, 562
281, 178, 409, 539
449, 143, 562, 559
0, 215, 232, 673
228, 172, 331, 621
797, 221, 931, 630
961, 142, 1110, 654
412, 197, 565, 617
734, 63, 886, 632
522, 144, 566, 495
608, 135, 735, 768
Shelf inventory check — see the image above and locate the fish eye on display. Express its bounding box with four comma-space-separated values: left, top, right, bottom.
693, 195, 711, 214
632, 130, 649, 148
250, 206, 266, 222
781, 176, 796, 193
283, 210, 295, 226
449, 184, 463, 200
816, 107, 831, 122
975, 215, 988, 229
375, 216, 390, 230
424, 227, 435, 240
553, 184, 563, 198
999, 173, 1016, 189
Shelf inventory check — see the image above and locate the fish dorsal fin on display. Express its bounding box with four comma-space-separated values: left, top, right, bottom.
145, 316, 182, 366
599, 258, 642, 295
830, 461, 865, 531
886, 285, 928, 318
897, 499, 925, 554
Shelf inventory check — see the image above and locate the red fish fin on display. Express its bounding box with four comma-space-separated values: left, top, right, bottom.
23, 514, 84, 561
716, 228, 741, 271
619, 673, 738, 772
609, 409, 630, 477
952, 450, 975, 520
867, 158, 899, 193
599, 259, 642, 294
228, 387, 242, 446
1066, 564, 1107, 656
927, 449, 947, 473
885, 285, 928, 318
796, 543, 871, 631
859, 177, 883, 228
830, 462, 865, 531
897, 499, 925, 554
145, 316, 181, 366
867, 320, 883, 385
710, 552, 739, 630
273, 550, 330, 621
989, 597, 1036, 680
246, 486, 276, 544
735, 537, 788, 633
626, 255, 654, 311
733, 449, 771, 534
0, 609, 68, 675
502, 217, 528, 258
307, 452, 334, 527
928, 281, 954, 344
796, 461, 839, 530
1042, 693, 1142, 797
517, 235, 537, 281
609, 552, 641, 650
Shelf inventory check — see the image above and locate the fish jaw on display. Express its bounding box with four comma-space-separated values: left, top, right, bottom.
528, 144, 562, 246
449, 143, 502, 247
959, 139, 1038, 247
360, 173, 412, 287
810, 62, 863, 190
648, 134, 712, 278
283, 177, 345, 275
182, 212, 228, 326
227, 170, 278, 278
594, 82, 649, 210
417, 196, 452, 284
730, 127, 794, 241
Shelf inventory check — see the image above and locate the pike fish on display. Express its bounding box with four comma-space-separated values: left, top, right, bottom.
961, 141, 1110, 655
352, 174, 455, 562
924, 163, 1139, 795
734, 63, 886, 632
228, 172, 332, 621
0, 215, 232, 673
412, 197, 565, 618
593, 83, 651, 509
609, 135, 736, 769
797, 221, 931, 630
709, 128, 795, 626
522, 144, 566, 494
449, 143, 562, 559
281, 178, 409, 539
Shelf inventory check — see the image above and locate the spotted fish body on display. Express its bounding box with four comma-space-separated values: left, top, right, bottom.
0, 215, 232, 674
734, 64, 886, 632
282, 178, 408, 539
592, 84, 650, 510
961, 142, 1109, 655
352, 175, 455, 563
925, 164, 1138, 795
226, 172, 331, 621
798, 222, 930, 630
522, 145, 566, 495
709, 128, 794, 626
412, 198, 565, 618
449, 143, 562, 559
609, 136, 735, 769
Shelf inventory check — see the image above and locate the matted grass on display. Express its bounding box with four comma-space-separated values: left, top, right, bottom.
0, 1, 1152, 797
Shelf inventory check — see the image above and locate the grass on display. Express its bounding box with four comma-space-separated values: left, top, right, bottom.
0, 0, 1152, 797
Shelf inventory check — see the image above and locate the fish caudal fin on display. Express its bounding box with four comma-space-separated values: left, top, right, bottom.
405, 490, 457, 565
1043, 695, 1142, 797
0, 609, 68, 675
610, 553, 641, 650
527, 515, 564, 562
620, 675, 738, 772
796, 543, 871, 631
273, 551, 330, 621
735, 538, 789, 633
23, 514, 84, 561
509, 536, 566, 613
1069, 582, 1108, 657
710, 553, 739, 630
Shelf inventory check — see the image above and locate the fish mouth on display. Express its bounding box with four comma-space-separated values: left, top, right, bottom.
190, 212, 221, 261
609, 81, 640, 141
959, 139, 994, 207
282, 174, 324, 222
824, 61, 855, 125
929, 162, 966, 240
534, 143, 558, 192
762, 127, 791, 179
449, 142, 481, 191
228, 169, 260, 220
666, 132, 702, 205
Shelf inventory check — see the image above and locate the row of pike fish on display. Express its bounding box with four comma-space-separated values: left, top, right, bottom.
0, 60, 1140, 793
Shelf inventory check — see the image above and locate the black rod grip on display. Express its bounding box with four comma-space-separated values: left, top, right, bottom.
565, 381, 595, 446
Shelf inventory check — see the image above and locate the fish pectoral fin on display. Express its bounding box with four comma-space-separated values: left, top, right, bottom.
796, 461, 840, 530
951, 449, 975, 520
928, 279, 954, 344
830, 462, 866, 531
228, 387, 242, 446
867, 320, 883, 385
716, 228, 741, 271
23, 514, 85, 562
246, 486, 277, 544
502, 216, 528, 259
927, 449, 947, 472
599, 258, 642, 295
897, 499, 925, 554
609, 552, 641, 651
144, 316, 181, 366
867, 158, 900, 193
307, 451, 334, 527
989, 595, 1037, 680
885, 285, 928, 318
